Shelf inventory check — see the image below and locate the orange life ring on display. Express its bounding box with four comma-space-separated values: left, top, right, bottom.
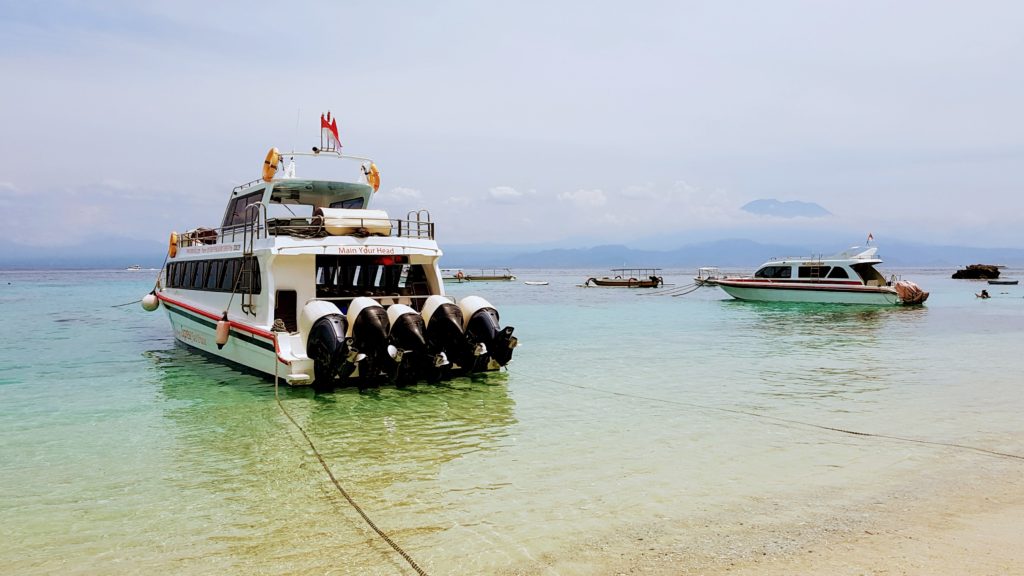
367, 162, 381, 192
262, 147, 280, 182
168, 231, 178, 258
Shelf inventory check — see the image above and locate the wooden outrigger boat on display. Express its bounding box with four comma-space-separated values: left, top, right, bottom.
585, 268, 664, 288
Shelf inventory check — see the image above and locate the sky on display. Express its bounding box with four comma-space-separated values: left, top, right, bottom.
1, 0, 1022, 251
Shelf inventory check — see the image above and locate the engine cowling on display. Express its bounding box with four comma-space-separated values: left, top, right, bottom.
301, 301, 354, 385
458, 296, 517, 372
347, 297, 391, 384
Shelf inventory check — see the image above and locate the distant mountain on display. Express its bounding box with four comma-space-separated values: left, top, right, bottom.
443, 239, 1024, 269
3, 235, 1022, 271
0, 237, 167, 269
741, 199, 831, 218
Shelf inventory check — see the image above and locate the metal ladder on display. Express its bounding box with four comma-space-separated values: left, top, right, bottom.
240, 202, 266, 316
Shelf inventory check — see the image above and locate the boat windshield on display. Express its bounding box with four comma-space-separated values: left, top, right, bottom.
850, 262, 887, 286
755, 265, 792, 279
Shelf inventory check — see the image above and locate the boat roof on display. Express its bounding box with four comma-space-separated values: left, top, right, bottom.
762, 246, 882, 266
610, 268, 661, 272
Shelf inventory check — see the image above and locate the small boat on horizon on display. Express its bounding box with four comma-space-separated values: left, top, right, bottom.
523, 280, 548, 286
585, 268, 664, 288
712, 246, 928, 305
988, 279, 1019, 285
125, 264, 142, 271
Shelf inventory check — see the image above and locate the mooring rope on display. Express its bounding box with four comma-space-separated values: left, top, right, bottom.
637, 282, 697, 296
111, 251, 170, 308
537, 376, 1024, 462
273, 364, 430, 576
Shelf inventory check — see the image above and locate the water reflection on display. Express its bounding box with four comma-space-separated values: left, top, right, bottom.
144, 344, 518, 573
718, 301, 931, 406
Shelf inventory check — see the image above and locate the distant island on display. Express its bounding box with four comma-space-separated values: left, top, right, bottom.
741, 199, 831, 218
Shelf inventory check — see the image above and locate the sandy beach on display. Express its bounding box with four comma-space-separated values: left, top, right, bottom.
500, 451, 1024, 576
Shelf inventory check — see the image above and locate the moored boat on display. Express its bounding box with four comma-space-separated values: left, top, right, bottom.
988, 279, 1019, 285
142, 115, 518, 386
713, 246, 928, 305
465, 268, 516, 281
585, 268, 663, 288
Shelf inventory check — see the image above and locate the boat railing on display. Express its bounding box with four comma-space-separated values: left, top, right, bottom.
175, 209, 436, 251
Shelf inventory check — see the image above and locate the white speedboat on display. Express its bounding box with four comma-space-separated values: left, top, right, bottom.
713, 246, 928, 305
142, 116, 518, 386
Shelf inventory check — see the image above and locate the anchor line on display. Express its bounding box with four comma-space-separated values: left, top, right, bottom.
273, 364, 430, 576
638, 282, 698, 296
536, 376, 1024, 462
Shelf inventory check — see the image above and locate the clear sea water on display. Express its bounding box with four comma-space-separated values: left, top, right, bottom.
1, 267, 1022, 575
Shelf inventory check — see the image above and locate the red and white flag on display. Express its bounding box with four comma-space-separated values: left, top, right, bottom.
321, 111, 342, 151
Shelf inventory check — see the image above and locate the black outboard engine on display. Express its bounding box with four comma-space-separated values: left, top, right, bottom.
347, 297, 391, 385
307, 314, 354, 384
387, 304, 447, 384
300, 301, 355, 386
459, 296, 517, 372
421, 295, 470, 378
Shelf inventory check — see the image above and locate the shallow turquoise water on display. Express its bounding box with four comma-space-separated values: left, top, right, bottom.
1, 268, 1022, 574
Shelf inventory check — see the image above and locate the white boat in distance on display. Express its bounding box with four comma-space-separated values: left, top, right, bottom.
714, 246, 928, 305
144, 115, 518, 386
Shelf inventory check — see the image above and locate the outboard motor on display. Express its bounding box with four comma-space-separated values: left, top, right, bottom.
421, 295, 468, 378
387, 304, 448, 384
346, 297, 391, 385
300, 301, 355, 386
458, 296, 518, 372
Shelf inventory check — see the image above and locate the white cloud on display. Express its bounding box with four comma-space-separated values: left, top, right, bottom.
488, 186, 520, 202
558, 188, 607, 208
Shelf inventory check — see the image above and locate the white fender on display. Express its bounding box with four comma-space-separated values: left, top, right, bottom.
458, 295, 496, 331
386, 303, 418, 327
298, 300, 344, 337
141, 292, 159, 312
420, 295, 452, 328
346, 297, 382, 337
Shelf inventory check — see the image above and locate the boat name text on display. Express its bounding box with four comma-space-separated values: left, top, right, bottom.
177, 327, 209, 346
335, 246, 397, 255
183, 243, 242, 255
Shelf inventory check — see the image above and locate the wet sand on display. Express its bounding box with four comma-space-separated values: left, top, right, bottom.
501, 454, 1024, 576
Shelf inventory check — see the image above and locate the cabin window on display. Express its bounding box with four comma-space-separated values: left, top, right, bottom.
826, 267, 849, 279
183, 261, 197, 287
329, 197, 364, 209
798, 266, 831, 279
191, 261, 208, 289
220, 259, 239, 291
205, 260, 223, 290
223, 192, 263, 227
755, 266, 791, 279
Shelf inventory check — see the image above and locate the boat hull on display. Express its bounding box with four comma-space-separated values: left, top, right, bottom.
161, 296, 287, 379
716, 281, 901, 305
586, 277, 661, 288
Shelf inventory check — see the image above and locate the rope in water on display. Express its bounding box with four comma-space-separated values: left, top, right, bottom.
537, 376, 1024, 462
273, 365, 430, 576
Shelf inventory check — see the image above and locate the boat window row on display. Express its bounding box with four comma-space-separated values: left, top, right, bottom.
797, 266, 850, 279
315, 255, 430, 307
165, 258, 262, 294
